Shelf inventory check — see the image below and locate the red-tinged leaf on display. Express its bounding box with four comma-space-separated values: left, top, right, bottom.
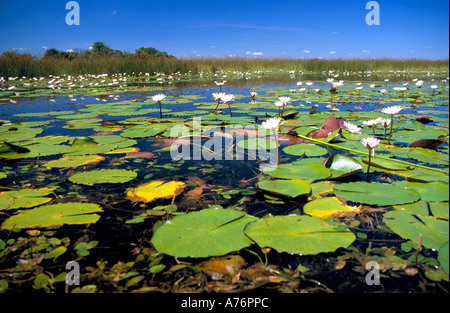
409, 139, 445, 149
125, 151, 155, 159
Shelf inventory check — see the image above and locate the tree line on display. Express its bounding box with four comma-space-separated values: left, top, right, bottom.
2, 42, 174, 60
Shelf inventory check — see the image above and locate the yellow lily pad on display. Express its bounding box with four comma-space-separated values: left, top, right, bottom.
126, 181, 185, 203
303, 197, 358, 218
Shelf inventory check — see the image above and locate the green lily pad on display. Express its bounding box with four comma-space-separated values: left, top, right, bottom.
408, 148, 449, 166
383, 210, 449, 251
150, 208, 258, 258
262, 163, 331, 181
283, 143, 328, 157
438, 241, 449, 274
69, 169, 137, 186
257, 179, 311, 199
236, 138, 278, 150
393, 181, 449, 202
1, 202, 103, 229
0, 142, 31, 159
45, 155, 105, 168
0, 187, 57, 211
244, 215, 356, 255
333, 182, 421, 206
325, 154, 363, 178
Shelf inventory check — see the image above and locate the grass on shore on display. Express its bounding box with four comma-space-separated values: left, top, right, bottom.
0, 53, 448, 79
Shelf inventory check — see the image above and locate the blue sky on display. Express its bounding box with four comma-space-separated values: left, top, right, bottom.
0, 0, 448, 59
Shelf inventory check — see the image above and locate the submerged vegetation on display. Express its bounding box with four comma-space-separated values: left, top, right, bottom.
0, 64, 449, 293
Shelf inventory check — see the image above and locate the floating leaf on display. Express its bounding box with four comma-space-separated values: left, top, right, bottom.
1, 203, 103, 229
408, 148, 449, 166
0, 187, 57, 211
333, 182, 421, 206
236, 138, 277, 150
325, 154, 363, 178
45, 155, 105, 168
244, 215, 356, 255
257, 179, 311, 199
383, 210, 449, 251
0, 142, 30, 159
151, 208, 258, 258
69, 169, 137, 186
393, 181, 449, 202
283, 143, 328, 157
303, 197, 358, 218
126, 180, 185, 203
438, 242, 449, 275
262, 163, 331, 181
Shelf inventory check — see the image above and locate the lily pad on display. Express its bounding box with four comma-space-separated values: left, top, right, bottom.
333, 182, 421, 206
257, 179, 311, 199
244, 215, 356, 255
438, 242, 449, 275
236, 138, 278, 150
0, 187, 57, 211
126, 180, 185, 203
45, 155, 105, 168
303, 197, 358, 218
324, 154, 363, 178
383, 210, 449, 251
393, 181, 449, 202
151, 208, 258, 258
1, 202, 103, 230
262, 163, 331, 181
408, 148, 449, 166
69, 169, 137, 186
283, 143, 328, 157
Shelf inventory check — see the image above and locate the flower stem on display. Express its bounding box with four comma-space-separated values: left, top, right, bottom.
366, 151, 372, 181
158, 102, 162, 118
212, 100, 220, 113
387, 115, 394, 145
228, 103, 233, 117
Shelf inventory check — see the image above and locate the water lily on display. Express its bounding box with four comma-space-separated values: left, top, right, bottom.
261, 117, 284, 132
250, 92, 257, 101
343, 121, 362, 134
378, 118, 391, 139
362, 118, 380, 137
152, 93, 166, 118
430, 84, 438, 95
212, 92, 226, 113
214, 80, 226, 92
381, 105, 403, 145
361, 137, 381, 181
261, 117, 284, 165
221, 94, 235, 117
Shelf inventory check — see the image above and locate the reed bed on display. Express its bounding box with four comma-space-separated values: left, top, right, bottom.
0, 53, 448, 78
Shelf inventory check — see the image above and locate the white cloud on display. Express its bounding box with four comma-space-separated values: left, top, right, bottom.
253, 52, 263, 56
89, 46, 93, 50
210, 45, 215, 48
66, 49, 75, 53
332, 32, 338, 35
302, 49, 311, 54
362, 49, 371, 53
42, 46, 48, 50
424, 45, 432, 49
329, 51, 337, 54
112, 10, 118, 15
245, 51, 252, 55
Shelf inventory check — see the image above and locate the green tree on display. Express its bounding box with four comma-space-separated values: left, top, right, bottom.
91, 42, 113, 55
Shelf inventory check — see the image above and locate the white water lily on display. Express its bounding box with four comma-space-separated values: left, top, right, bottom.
362, 118, 381, 127
278, 96, 291, 104
343, 121, 362, 134
212, 92, 226, 101
378, 118, 391, 127
274, 101, 284, 107
221, 94, 235, 103
381, 105, 403, 115
261, 117, 284, 132
361, 137, 381, 149
151, 94, 166, 102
